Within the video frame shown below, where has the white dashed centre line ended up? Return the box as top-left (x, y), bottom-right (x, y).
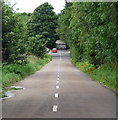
top-left (53, 105), bottom-right (58, 112)
top-left (56, 86), bottom-right (59, 89)
top-left (57, 74), bottom-right (59, 77)
top-left (55, 93), bottom-right (58, 98)
top-left (57, 78), bottom-right (59, 80)
top-left (60, 51), bottom-right (62, 61)
top-left (56, 81), bottom-right (59, 83)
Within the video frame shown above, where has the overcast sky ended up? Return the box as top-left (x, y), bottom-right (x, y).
top-left (6, 0), bottom-right (66, 14)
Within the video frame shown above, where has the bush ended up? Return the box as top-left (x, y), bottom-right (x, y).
top-left (2, 1), bottom-right (26, 63)
top-left (27, 2), bottom-right (58, 50)
top-left (91, 64), bottom-right (117, 90)
top-left (57, 2), bottom-right (117, 66)
top-left (2, 55), bottom-right (52, 88)
top-left (72, 60), bottom-right (117, 91)
top-left (27, 35), bottom-right (46, 58)
top-left (2, 72), bottom-right (21, 88)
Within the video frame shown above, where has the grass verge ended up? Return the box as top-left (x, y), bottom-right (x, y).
top-left (1, 54), bottom-right (52, 98)
top-left (71, 60), bottom-right (117, 92)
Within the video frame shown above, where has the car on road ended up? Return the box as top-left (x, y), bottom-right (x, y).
top-left (52, 48), bottom-right (57, 53)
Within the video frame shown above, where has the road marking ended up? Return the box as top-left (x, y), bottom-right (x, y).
top-left (53, 105), bottom-right (58, 112)
top-left (56, 81), bottom-right (59, 83)
top-left (60, 54), bottom-right (61, 61)
top-left (58, 67), bottom-right (60, 72)
top-left (56, 86), bottom-right (59, 89)
top-left (57, 74), bottom-right (59, 77)
top-left (58, 66), bottom-right (60, 72)
top-left (55, 93), bottom-right (58, 98)
top-left (59, 51), bottom-right (62, 61)
top-left (57, 78), bottom-right (59, 80)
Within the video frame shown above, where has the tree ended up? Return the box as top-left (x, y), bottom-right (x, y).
top-left (56, 2), bottom-right (72, 48)
top-left (15, 12), bottom-right (32, 24)
top-left (2, 1), bottom-right (26, 64)
top-left (57, 2), bottom-right (117, 66)
top-left (27, 2), bottom-right (58, 52)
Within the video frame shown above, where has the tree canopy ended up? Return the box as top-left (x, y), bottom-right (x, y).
top-left (27, 2), bottom-right (58, 52)
top-left (2, 1), bottom-right (58, 63)
top-left (57, 2), bottom-right (118, 67)
top-left (2, 2), bottom-right (26, 64)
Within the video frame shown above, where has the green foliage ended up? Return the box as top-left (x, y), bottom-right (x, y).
top-left (56, 3), bottom-right (72, 47)
top-left (2, 1), bottom-right (54, 97)
top-left (2, 55), bottom-right (52, 89)
top-left (2, 72), bottom-right (21, 88)
top-left (27, 35), bottom-right (46, 58)
top-left (91, 64), bottom-right (117, 91)
top-left (57, 2), bottom-right (117, 66)
top-left (27, 2), bottom-right (58, 50)
top-left (2, 1), bottom-right (58, 64)
top-left (2, 1), bottom-right (27, 64)
top-left (44, 54), bottom-right (52, 61)
top-left (2, 54), bottom-right (52, 98)
top-left (57, 2), bottom-right (117, 91)
top-left (72, 60), bottom-right (117, 91)
top-left (15, 12), bottom-right (32, 24)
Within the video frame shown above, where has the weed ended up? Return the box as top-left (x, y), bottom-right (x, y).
top-left (2, 54), bottom-right (52, 96)
top-left (72, 60), bottom-right (117, 91)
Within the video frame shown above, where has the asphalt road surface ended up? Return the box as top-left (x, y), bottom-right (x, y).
top-left (2, 50), bottom-right (116, 118)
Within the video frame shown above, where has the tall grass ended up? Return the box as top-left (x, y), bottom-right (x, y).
top-left (71, 60), bottom-right (117, 91)
top-left (2, 54), bottom-right (52, 89)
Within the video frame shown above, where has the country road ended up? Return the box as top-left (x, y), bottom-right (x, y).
top-left (2, 50), bottom-right (116, 118)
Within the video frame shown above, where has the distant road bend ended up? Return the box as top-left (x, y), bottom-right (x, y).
top-left (3, 50), bottom-right (116, 118)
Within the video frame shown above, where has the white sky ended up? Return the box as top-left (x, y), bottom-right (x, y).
top-left (6, 0), bottom-right (66, 14)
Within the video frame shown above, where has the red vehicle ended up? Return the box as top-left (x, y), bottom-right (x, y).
top-left (52, 48), bottom-right (57, 53)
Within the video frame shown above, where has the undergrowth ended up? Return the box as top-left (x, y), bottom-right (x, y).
top-left (2, 54), bottom-right (52, 97)
top-left (71, 60), bottom-right (117, 92)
